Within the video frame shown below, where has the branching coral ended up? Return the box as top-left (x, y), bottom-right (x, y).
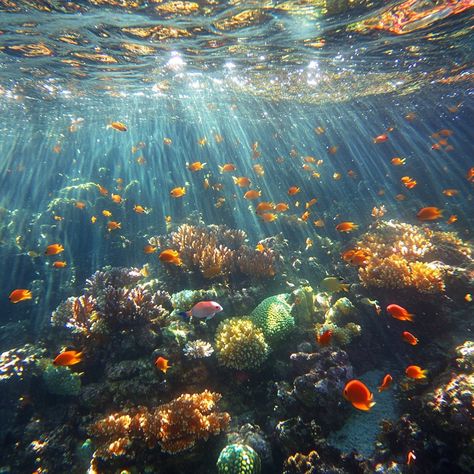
top-left (353, 220), bottom-right (472, 294)
top-left (152, 224), bottom-right (280, 283)
top-left (183, 340), bottom-right (214, 359)
top-left (215, 319), bottom-right (269, 370)
top-left (89, 390), bottom-right (230, 456)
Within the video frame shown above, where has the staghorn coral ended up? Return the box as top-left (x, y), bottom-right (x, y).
top-left (250, 294), bottom-right (295, 346)
top-left (183, 340), bottom-right (214, 359)
top-left (217, 443), bottom-right (261, 474)
top-left (215, 318), bottom-right (269, 370)
top-left (152, 224), bottom-right (280, 283)
top-left (354, 220), bottom-right (472, 294)
top-left (89, 390), bottom-right (230, 456)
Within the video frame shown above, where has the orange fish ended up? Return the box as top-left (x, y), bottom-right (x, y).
top-left (255, 243), bottom-right (265, 252)
top-left (111, 194), bottom-right (122, 204)
top-left (466, 167), bottom-right (474, 182)
top-left (395, 193), bottom-right (406, 201)
top-left (386, 304), bottom-right (414, 322)
top-left (391, 157), bottom-right (406, 166)
top-left (163, 137), bottom-right (172, 145)
top-left (53, 215), bottom-right (64, 221)
top-left (275, 203), bottom-right (289, 212)
top-left (253, 164), bottom-right (265, 176)
top-left (98, 185), bottom-right (108, 196)
top-left (102, 210), bottom-right (112, 217)
top-left (110, 121), bottom-right (127, 132)
top-left (401, 176), bottom-right (417, 189)
top-left (288, 186), bottom-right (300, 196)
top-left (244, 190), bottom-right (261, 200)
top-left (335, 222), bottom-right (359, 233)
top-left (233, 176), bottom-right (251, 188)
top-left (133, 205), bottom-right (146, 214)
top-left (317, 329), bottom-right (332, 346)
top-left (343, 379), bottom-right (376, 411)
top-left (312, 171), bottom-right (321, 179)
top-left (256, 202), bottom-right (274, 214)
top-left (442, 189), bottom-right (459, 197)
top-left (301, 211), bottom-right (310, 222)
top-left (373, 133), bottom-right (389, 143)
top-left (402, 331), bottom-right (418, 345)
top-left (53, 143), bottom-right (61, 153)
top-left (303, 156), bottom-right (316, 163)
top-left (170, 187), bottom-right (186, 198)
top-left (302, 164), bottom-right (313, 172)
top-left (405, 365), bottom-right (427, 379)
top-left (136, 156), bottom-right (146, 165)
top-left (407, 451), bottom-right (416, 465)
top-left (214, 133), bottom-right (223, 143)
top-left (447, 215), bottom-right (457, 225)
top-left (416, 207), bottom-right (443, 221)
top-left (219, 163), bottom-right (236, 173)
top-left (377, 374), bottom-right (393, 392)
top-left (187, 161), bottom-right (206, 172)
top-left (343, 249), bottom-right (370, 266)
top-left (159, 249), bottom-right (182, 266)
top-left (53, 350), bottom-right (83, 366)
top-left (107, 221), bottom-right (121, 231)
top-left (155, 356), bottom-right (170, 373)
top-left (464, 293), bottom-right (472, 302)
top-left (144, 245), bottom-right (157, 254)
top-left (260, 212), bottom-right (277, 222)
top-left (313, 219), bottom-right (325, 227)
top-left (405, 112), bottom-right (416, 121)
top-left (197, 137), bottom-right (207, 146)
top-left (52, 261), bottom-right (67, 268)
top-left (439, 129), bottom-right (453, 137)
top-left (131, 141), bottom-right (145, 153)
top-left (327, 145), bottom-right (338, 154)
top-left (333, 172), bottom-right (342, 181)
top-left (45, 244), bottom-right (64, 256)
top-left (75, 201), bottom-right (86, 209)
top-left (9, 289), bottom-right (32, 304)
top-left (314, 126), bottom-right (325, 135)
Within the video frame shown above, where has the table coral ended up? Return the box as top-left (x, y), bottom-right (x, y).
top-left (215, 318), bottom-right (269, 370)
top-left (89, 390), bottom-right (230, 456)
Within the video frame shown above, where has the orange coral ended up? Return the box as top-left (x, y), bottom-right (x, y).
top-left (89, 390), bottom-right (230, 456)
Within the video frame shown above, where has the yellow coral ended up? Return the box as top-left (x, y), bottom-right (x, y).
top-left (215, 318), bottom-right (269, 370)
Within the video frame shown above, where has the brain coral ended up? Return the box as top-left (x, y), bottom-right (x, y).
top-left (250, 294), bottom-right (295, 345)
top-left (215, 318), bottom-right (269, 370)
top-left (217, 443), bottom-right (261, 474)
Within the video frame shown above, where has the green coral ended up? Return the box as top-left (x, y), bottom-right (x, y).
top-left (325, 297), bottom-right (356, 326)
top-left (217, 443), bottom-right (261, 474)
top-left (289, 286), bottom-right (315, 327)
top-left (42, 364), bottom-right (81, 396)
top-left (250, 294), bottom-right (294, 345)
top-left (215, 319), bottom-right (269, 370)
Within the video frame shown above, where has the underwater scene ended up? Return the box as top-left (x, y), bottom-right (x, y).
top-left (0, 0), bottom-right (473, 473)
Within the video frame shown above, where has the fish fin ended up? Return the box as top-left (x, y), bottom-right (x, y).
top-left (420, 370), bottom-right (428, 378)
top-left (341, 284), bottom-right (351, 292)
top-left (407, 313), bottom-right (415, 321)
top-left (178, 311), bottom-right (190, 320)
top-left (352, 401), bottom-right (374, 411)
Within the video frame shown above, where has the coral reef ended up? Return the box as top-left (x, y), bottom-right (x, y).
top-left (89, 390), bottom-right (230, 457)
top-left (250, 294), bottom-right (295, 345)
top-left (42, 364), bottom-right (81, 396)
top-left (217, 443), bottom-right (261, 474)
top-left (152, 224), bottom-right (280, 284)
top-left (353, 220), bottom-right (472, 294)
top-left (183, 340), bottom-right (214, 359)
top-left (215, 318), bottom-right (269, 370)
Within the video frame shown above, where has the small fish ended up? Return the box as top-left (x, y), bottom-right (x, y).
top-left (136, 155), bottom-right (146, 165)
top-left (301, 211), bottom-right (310, 222)
top-left (233, 176), bottom-right (251, 188)
top-left (144, 245), bottom-right (157, 254)
top-left (133, 205), bottom-right (147, 214)
top-left (288, 186), bottom-right (300, 196)
top-left (442, 189), bottom-right (459, 197)
top-left (343, 379), bottom-right (376, 411)
top-left (371, 205), bottom-right (386, 218)
top-left (391, 157), bottom-right (406, 166)
top-left (306, 198), bottom-right (318, 209)
top-left (107, 221), bottom-right (121, 232)
top-left (373, 133), bottom-right (389, 143)
top-left (405, 365), bottom-right (427, 379)
top-left (335, 222), bottom-right (359, 233)
top-left (333, 172), bottom-right (342, 181)
top-left (111, 194), bottom-right (122, 204)
top-left (187, 161), bottom-right (206, 172)
top-left (447, 215), bottom-right (458, 225)
top-left (360, 297), bottom-right (382, 315)
top-left (417, 207), bottom-right (443, 221)
top-left (260, 212), bottom-right (278, 222)
top-left (165, 215), bottom-right (172, 224)
top-left (109, 121), bottom-right (127, 132)
top-left (401, 176), bottom-right (417, 189)
top-left (387, 304), bottom-right (414, 322)
top-left (464, 293), bottom-right (472, 302)
top-left (275, 203), bottom-right (289, 212)
top-left (131, 141), bottom-right (146, 153)
top-left (402, 331), bottom-right (418, 345)
top-left (313, 218), bottom-right (325, 227)
top-left (159, 249), bottom-right (182, 265)
top-left (45, 244), bottom-right (64, 256)
top-left (407, 451), bottom-right (416, 465)
top-left (53, 143), bottom-right (61, 153)
top-left (377, 374), bottom-right (393, 392)
top-left (256, 243), bottom-right (265, 252)
top-left (181, 301), bottom-right (223, 320)
top-left (327, 145), bottom-right (338, 154)
top-left (321, 277), bottom-right (350, 293)
top-left (27, 251), bottom-right (40, 258)
top-left (219, 163), bottom-right (236, 173)
top-left (97, 185), bottom-right (108, 196)
top-left (91, 216), bottom-right (97, 224)
top-left (102, 210), bottom-right (112, 217)
top-left (197, 137), bottom-right (207, 146)
top-left (155, 356), bottom-right (170, 373)
top-left (303, 156), bottom-right (316, 163)
top-left (214, 133), bottom-right (223, 143)
top-left (52, 261), bottom-right (67, 268)
top-left (9, 289), bottom-right (32, 304)
top-left (140, 264), bottom-right (150, 278)
top-left (163, 137), bottom-right (172, 145)
top-left (75, 201), bottom-right (86, 209)
top-left (244, 190), bottom-right (261, 200)
top-left (253, 164), bottom-right (265, 176)
top-left (255, 202), bottom-right (275, 214)
top-left (405, 112), bottom-right (416, 121)
top-left (305, 238), bottom-right (313, 250)
top-left (53, 215), bottom-right (64, 221)
top-left (395, 193), bottom-right (406, 201)
top-left (314, 126), bottom-right (325, 135)
top-left (316, 329), bottom-right (332, 346)
top-left (467, 167), bottom-right (474, 182)
top-left (170, 187), bottom-right (186, 198)
top-left (53, 350), bottom-right (83, 366)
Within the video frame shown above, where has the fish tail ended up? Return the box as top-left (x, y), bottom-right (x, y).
top-left (178, 311), bottom-right (191, 320)
top-left (407, 313), bottom-right (415, 321)
top-left (420, 370), bottom-right (428, 378)
top-left (341, 284), bottom-right (351, 292)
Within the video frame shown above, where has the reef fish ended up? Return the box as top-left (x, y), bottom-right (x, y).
top-left (416, 207), bottom-right (443, 221)
top-left (109, 121), bottom-right (127, 132)
top-left (316, 329), bottom-right (332, 346)
top-left (170, 187), bottom-right (186, 198)
top-left (335, 222), bottom-right (359, 233)
top-left (159, 249), bottom-right (182, 266)
top-left (9, 289), bottom-right (32, 303)
top-left (53, 350), bottom-right (83, 366)
top-left (377, 374), bottom-right (393, 392)
top-left (321, 277), bottom-right (350, 293)
top-left (343, 379), bottom-right (376, 411)
top-left (402, 331), bottom-right (418, 345)
top-left (405, 365), bottom-right (427, 379)
top-left (386, 304), bottom-right (414, 321)
top-left (182, 301), bottom-right (223, 320)
top-left (45, 244), bottom-right (64, 256)
top-left (155, 356), bottom-right (170, 373)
